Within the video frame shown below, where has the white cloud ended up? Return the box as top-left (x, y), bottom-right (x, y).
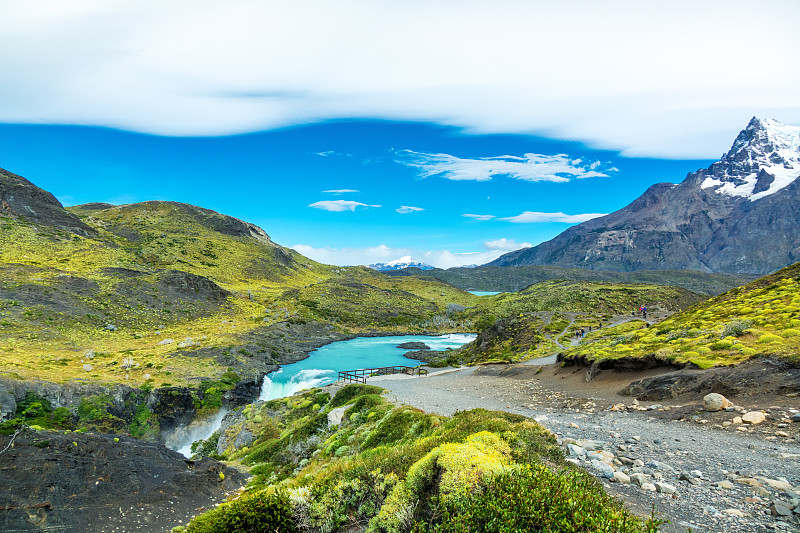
top-left (1, 1), bottom-right (798, 158)
top-left (322, 189), bottom-right (359, 195)
top-left (291, 243), bottom-right (507, 269)
top-left (484, 238), bottom-right (532, 251)
top-left (462, 214), bottom-right (495, 221)
top-left (501, 211), bottom-right (607, 224)
top-left (396, 205), bottom-right (424, 214)
top-left (394, 150), bottom-right (612, 182)
top-left (308, 200), bottom-right (379, 212)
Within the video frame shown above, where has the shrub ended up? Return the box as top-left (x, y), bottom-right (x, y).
top-left (721, 319), bottom-right (752, 337)
top-left (184, 489), bottom-right (296, 533)
top-left (782, 328), bottom-right (800, 338)
top-left (757, 334), bottom-right (783, 344)
top-left (329, 384), bottom-right (384, 408)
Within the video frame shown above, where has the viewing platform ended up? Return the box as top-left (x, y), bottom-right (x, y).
top-left (338, 365), bottom-right (428, 384)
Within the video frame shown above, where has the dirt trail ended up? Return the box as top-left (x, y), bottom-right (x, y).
top-left (374, 363), bottom-right (800, 533)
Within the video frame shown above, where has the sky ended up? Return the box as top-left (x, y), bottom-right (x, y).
top-left (1, 1), bottom-right (799, 268)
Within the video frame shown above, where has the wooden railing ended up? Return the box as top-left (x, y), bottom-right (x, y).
top-left (337, 366), bottom-right (428, 384)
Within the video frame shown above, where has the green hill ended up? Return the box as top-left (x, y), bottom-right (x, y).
top-left (387, 264), bottom-right (756, 296)
top-left (562, 261), bottom-right (800, 368)
top-left (0, 197), bottom-right (476, 387)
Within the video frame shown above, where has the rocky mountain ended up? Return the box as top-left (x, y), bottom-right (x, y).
top-left (490, 117), bottom-right (800, 275)
top-left (0, 166), bottom-right (96, 236)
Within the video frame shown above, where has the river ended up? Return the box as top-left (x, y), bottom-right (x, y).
top-left (170, 333), bottom-right (476, 456)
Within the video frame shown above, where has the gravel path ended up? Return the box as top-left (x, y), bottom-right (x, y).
top-left (373, 367), bottom-right (800, 532)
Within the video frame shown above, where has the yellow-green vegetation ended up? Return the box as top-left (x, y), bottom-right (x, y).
top-left (563, 262), bottom-right (800, 368)
top-left (0, 202), bottom-right (476, 386)
top-left (468, 280), bottom-right (704, 318)
top-left (178, 384), bottom-right (660, 533)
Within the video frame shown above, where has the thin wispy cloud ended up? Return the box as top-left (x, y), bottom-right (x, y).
top-left (323, 189), bottom-right (359, 195)
top-left (316, 151), bottom-right (351, 158)
top-left (462, 214), bottom-right (495, 221)
top-left (309, 200), bottom-right (380, 212)
top-left (1, 2), bottom-right (797, 158)
top-left (501, 211), bottom-right (607, 224)
top-left (396, 205), bottom-right (424, 214)
top-left (484, 238), bottom-right (532, 251)
top-left (394, 150), bottom-right (614, 182)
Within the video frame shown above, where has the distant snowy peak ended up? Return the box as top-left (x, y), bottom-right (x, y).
top-left (367, 256), bottom-right (435, 271)
top-left (701, 117), bottom-right (800, 201)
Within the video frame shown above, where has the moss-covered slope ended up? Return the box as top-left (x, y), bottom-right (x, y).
top-left (562, 261), bottom-right (800, 368)
top-left (178, 384), bottom-right (661, 533)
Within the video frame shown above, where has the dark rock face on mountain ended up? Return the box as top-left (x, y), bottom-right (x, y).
top-left (491, 117), bottom-right (800, 275)
top-left (0, 166), bottom-right (96, 236)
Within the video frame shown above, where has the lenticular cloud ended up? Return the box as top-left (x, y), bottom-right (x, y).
top-left (393, 150), bottom-right (615, 182)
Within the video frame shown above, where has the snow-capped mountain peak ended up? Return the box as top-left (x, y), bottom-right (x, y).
top-left (366, 256), bottom-right (435, 271)
top-left (701, 117), bottom-right (800, 201)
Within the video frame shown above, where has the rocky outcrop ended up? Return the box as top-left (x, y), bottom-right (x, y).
top-left (0, 429), bottom-right (246, 532)
top-left (0, 166), bottom-right (96, 236)
top-left (490, 117), bottom-right (800, 275)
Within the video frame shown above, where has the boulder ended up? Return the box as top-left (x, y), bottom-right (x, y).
top-left (742, 411), bottom-right (766, 424)
top-left (703, 393), bottom-right (732, 412)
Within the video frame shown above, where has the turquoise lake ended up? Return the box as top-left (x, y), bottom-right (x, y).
top-left (468, 291), bottom-right (501, 296)
top-left (259, 333), bottom-right (476, 400)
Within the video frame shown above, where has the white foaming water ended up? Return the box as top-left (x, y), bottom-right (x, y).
top-left (166, 334), bottom-right (475, 456)
top-left (259, 368), bottom-right (337, 401)
top-left (168, 407), bottom-right (229, 458)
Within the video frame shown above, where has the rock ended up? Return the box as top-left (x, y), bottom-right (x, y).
top-left (177, 337), bottom-right (196, 348)
top-left (716, 480), bottom-right (734, 490)
top-left (587, 450), bottom-right (614, 463)
top-left (702, 505), bottom-right (719, 515)
top-left (590, 459), bottom-right (615, 479)
top-left (742, 411), bottom-right (766, 424)
top-left (757, 477), bottom-right (794, 491)
top-left (575, 439), bottom-right (605, 451)
top-left (722, 509), bottom-right (746, 517)
top-left (703, 393), bottom-right (732, 411)
top-left (158, 338), bottom-right (175, 346)
top-left (105, 323), bottom-right (117, 331)
top-left (770, 502), bottom-right (793, 517)
top-left (732, 416), bottom-right (743, 425)
top-left (613, 471), bottom-right (631, 484)
top-left (567, 444), bottom-right (587, 458)
top-left (396, 342), bottom-right (430, 350)
top-left (690, 470), bottom-right (704, 479)
top-left (656, 482), bottom-right (677, 495)
top-left (82, 364), bottom-right (93, 371)
top-left (641, 482), bottom-right (657, 492)
top-left (83, 349), bottom-right (95, 359)
top-left (679, 472), bottom-right (701, 485)
top-left (327, 406), bottom-right (347, 427)
top-left (630, 473), bottom-right (648, 487)
top-left (735, 477), bottom-right (761, 487)
top-left (791, 413), bottom-right (800, 423)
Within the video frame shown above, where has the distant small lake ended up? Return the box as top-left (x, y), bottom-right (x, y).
top-left (259, 333), bottom-right (476, 400)
top-left (468, 291), bottom-right (501, 296)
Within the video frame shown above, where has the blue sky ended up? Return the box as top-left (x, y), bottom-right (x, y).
top-left (1, 1), bottom-right (798, 267)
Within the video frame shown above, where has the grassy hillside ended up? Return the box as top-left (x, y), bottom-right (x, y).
top-left (177, 384), bottom-right (660, 533)
top-left (440, 280), bottom-right (705, 365)
top-left (562, 262), bottom-right (800, 368)
top-left (0, 202), bottom-right (476, 387)
top-left (388, 264), bottom-right (756, 296)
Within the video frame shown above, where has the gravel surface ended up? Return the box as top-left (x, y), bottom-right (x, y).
top-left (373, 367), bottom-right (800, 532)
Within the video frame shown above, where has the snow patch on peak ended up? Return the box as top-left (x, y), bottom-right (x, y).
top-left (702, 117), bottom-right (800, 201)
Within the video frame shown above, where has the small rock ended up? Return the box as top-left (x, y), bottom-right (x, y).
top-left (775, 431), bottom-right (789, 437)
top-left (630, 473), bottom-right (648, 487)
top-left (791, 413), bottom-right (800, 423)
top-left (716, 480), bottom-right (734, 490)
top-left (590, 459), bottom-right (615, 479)
top-left (567, 444), bottom-right (587, 458)
top-left (690, 470), bottom-right (704, 479)
top-left (105, 323), bottom-right (117, 331)
top-left (758, 477), bottom-right (794, 492)
top-left (656, 482), bottom-right (677, 494)
top-left (679, 472), bottom-right (701, 485)
top-left (640, 482), bottom-right (657, 492)
top-left (722, 509), bottom-right (746, 517)
top-left (82, 364), bottom-right (93, 371)
top-left (83, 349), bottom-right (95, 359)
top-left (735, 477), bottom-right (761, 487)
top-left (770, 503), bottom-right (793, 517)
top-left (703, 393), bottom-right (732, 412)
top-left (613, 471), bottom-right (631, 484)
top-left (732, 416), bottom-right (743, 425)
top-left (158, 338), bottom-right (174, 346)
top-left (742, 411), bottom-right (767, 425)
top-left (702, 505), bottom-right (719, 515)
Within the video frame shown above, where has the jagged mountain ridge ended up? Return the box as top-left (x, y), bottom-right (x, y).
top-left (490, 117), bottom-right (800, 275)
top-left (367, 256), bottom-right (435, 271)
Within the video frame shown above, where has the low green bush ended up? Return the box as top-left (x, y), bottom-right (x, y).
top-left (184, 489), bottom-right (296, 533)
